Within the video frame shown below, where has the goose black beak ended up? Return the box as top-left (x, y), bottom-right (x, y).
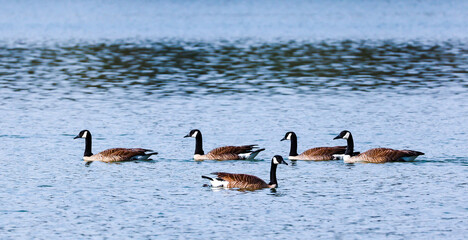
top-left (280, 137), bottom-right (286, 141)
top-left (282, 161), bottom-right (288, 165)
top-left (73, 135), bottom-right (80, 139)
top-left (333, 136), bottom-right (341, 140)
top-left (183, 134), bottom-right (190, 138)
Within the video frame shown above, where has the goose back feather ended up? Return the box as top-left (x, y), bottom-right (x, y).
top-left (293, 146), bottom-right (347, 160)
top-left (202, 145), bottom-right (262, 160)
top-left (84, 148), bottom-right (157, 162)
top-left (212, 172), bottom-right (269, 190)
top-left (347, 148), bottom-right (424, 163)
top-left (208, 145), bottom-right (257, 155)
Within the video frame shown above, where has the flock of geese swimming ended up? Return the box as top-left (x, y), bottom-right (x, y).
top-left (74, 129), bottom-right (424, 190)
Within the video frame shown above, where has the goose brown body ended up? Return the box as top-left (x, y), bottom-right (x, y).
top-left (84, 148), bottom-right (156, 162)
top-left (292, 146), bottom-right (347, 160)
top-left (213, 172), bottom-right (269, 190)
top-left (346, 148), bottom-right (424, 163)
top-left (200, 145), bottom-right (261, 160)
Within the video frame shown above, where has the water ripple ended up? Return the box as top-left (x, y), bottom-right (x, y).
top-left (1, 40), bottom-right (467, 98)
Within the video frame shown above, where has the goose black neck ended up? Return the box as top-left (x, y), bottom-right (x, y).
top-left (84, 133), bottom-right (93, 157)
top-left (194, 133), bottom-right (204, 155)
top-left (269, 161), bottom-right (278, 186)
top-left (345, 134), bottom-right (354, 155)
top-left (289, 134), bottom-right (298, 156)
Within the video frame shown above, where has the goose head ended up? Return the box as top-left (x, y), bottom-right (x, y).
top-left (74, 130), bottom-right (91, 139)
top-left (333, 130), bottom-right (351, 140)
top-left (184, 129), bottom-right (201, 138)
top-left (280, 131), bottom-right (296, 141)
top-left (272, 155), bottom-right (288, 165)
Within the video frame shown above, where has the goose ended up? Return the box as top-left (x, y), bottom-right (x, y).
top-left (184, 129), bottom-right (265, 160)
top-left (202, 155), bottom-right (288, 190)
top-left (281, 131), bottom-right (348, 160)
top-left (74, 130), bottom-right (158, 163)
top-left (333, 130), bottom-right (424, 163)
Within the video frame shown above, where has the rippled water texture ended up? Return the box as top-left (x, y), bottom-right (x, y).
top-left (1, 40), bottom-right (468, 97)
top-left (1, 1), bottom-right (468, 239)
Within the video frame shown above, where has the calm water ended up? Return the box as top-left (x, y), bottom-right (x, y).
top-left (1, 1), bottom-right (468, 239)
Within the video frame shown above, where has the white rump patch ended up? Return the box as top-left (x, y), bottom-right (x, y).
top-left (343, 155), bottom-right (364, 163)
top-left (83, 156), bottom-right (95, 161)
top-left (193, 154), bottom-right (207, 160)
top-left (288, 155), bottom-right (299, 160)
top-left (343, 132), bottom-right (350, 139)
top-left (210, 178), bottom-right (229, 188)
top-left (333, 154), bottom-right (345, 160)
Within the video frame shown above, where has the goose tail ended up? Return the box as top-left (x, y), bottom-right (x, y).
top-left (407, 150), bottom-right (424, 156)
top-left (202, 176), bottom-right (213, 181)
top-left (244, 148), bottom-right (266, 160)
top-left (146, 152), bottom-right (159, 156)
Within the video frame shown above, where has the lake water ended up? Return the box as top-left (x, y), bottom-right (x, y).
top-left (1, 1), bottom-right (468, 239)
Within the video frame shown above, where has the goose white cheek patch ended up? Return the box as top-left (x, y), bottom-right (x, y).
top-left (82, 131), bottom-right (88, 138)
top-left (191, 131), bottom-right (198, 137)
top-left (343, 132), bottom-right (350, 139)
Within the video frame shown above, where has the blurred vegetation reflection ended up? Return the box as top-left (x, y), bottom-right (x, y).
top-left (1, 40), bottom-right (467, 96)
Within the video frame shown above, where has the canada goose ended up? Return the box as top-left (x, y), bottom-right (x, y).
top-left (202, 155), bottom-right (288, 190)
top-left (281, 131), bottom-right (348, 160)
top-left (333, 130), bottom-right (424, 163)
top-left (74, 130), bottom-right (158, 163)
top-left (184, 129), bottom-right (265, 160)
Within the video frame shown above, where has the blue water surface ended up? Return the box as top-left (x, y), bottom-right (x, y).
top-left (0, 1), bottom-right (467, 239)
